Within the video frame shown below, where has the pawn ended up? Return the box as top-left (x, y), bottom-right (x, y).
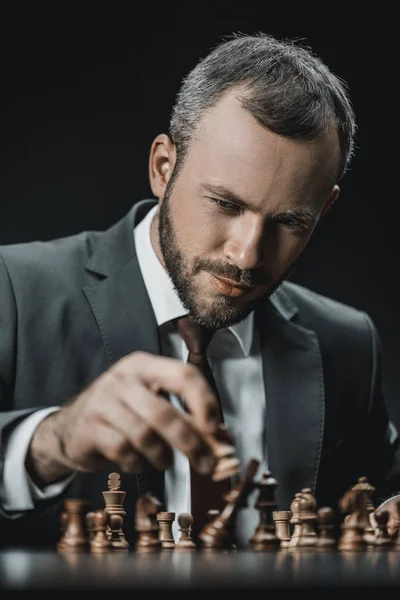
top-left (90, 510), bottom-right (111, 553)
top-left (109, 514), bottom-right (129, 551)
top-left (176, 513), bottom-right (196, 550)
top-left (316, 507), bottom-right (336, 550)
top-left (57, 498), bottom-right (89, 553)
top-left (371, 509), bottom-right (393, 550)
top-left (85, 511), bottom-right (96, 542)
top-left (57, 511), bottom-right (69, 550)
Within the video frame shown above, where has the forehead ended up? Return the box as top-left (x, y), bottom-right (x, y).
top-left (184, 92), bottom-right (340, 206)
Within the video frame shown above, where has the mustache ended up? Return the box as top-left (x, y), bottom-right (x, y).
top-left (194, 258), bottom-right (271, 288)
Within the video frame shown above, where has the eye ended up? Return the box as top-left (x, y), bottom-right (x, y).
top-left (273, 215), bottom-right (309, 233)
top-left (208, 197), bottom-right (241, 213)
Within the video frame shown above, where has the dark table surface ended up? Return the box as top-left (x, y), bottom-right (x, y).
top-left (2, 546), bottom-right (400, 591)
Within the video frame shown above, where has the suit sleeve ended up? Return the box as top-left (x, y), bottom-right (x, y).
top-left (0, 255), bottom-right (47, 518)
top-left (362, 312), bottom-right (400, 504)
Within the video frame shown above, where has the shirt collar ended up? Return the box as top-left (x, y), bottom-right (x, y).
top-left (134, 204), bottom-right (254, 357)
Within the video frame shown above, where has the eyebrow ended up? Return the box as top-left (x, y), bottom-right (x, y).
top-left (200, 182), bottom-right (320, 221)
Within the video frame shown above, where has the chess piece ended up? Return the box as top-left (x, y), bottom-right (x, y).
top-left (316, 507), bottom-right (336, 550)
top-left (135, 491), bottom-right (163, 552)
top-left (85, 511), bottom-right (96, 542)
top-left (57, 510), bottom-right (69, 550)
top-left (109, 514), bottom-right (130, 551)
top-left (175, 513), bottom-right (197, 550)
top-left (273, 510), bottom-right (291, 549)
top-left (102, 472), bottom-right (129, 549)
top-left (371, 509), bottom-right (393, 550)
top-left (391, 501), bottom-right (400, 551)
top-left (198, 458), bottom-right (260, 550)
top-left (337, 483), bottom-right (367, 551)
top-left (57, 498), bottom-right (89, 553)
top-left (351, 477), bottom-right (376, 547)
top-left (287, 493), bottom-right (303, 549)
top-left (249, 471), bottom-right (280, 551)
top-left (90, 509), bottom-right (112, 553)
top-left (157, 511), bottom-right (176, 550)
top-left (295, 488), bottom-right (318, 549)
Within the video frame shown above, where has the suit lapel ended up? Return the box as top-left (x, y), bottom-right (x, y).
top-left (83, 199), bottom-right (161, 365)
top-left (82, 199), bottom-right (164, 501)
top-left (257, 288), bottom-right (325, 511)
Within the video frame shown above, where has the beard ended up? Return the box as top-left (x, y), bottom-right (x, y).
top-left (158, 177), bottom-right (295, 329)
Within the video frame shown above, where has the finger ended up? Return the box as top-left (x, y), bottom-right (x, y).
top-left (121, 352), bottom-right (221, 433)
top-left (97, 398), bottom-right (174, 471)
top-left (92, 421), bottom-right (145, 473)
top-left (117, 382), bottom-right (217, 475)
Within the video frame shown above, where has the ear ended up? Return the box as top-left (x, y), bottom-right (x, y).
top-left (320, 184), bottom-right (340, 218)
top-left (149, 134), bottom-right (176, 199)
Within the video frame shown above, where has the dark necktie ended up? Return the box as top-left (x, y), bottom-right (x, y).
top-left (173, 316), bottom-right (231, 540)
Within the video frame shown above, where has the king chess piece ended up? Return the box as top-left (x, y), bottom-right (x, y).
top-left (102, 472), bottom-right (129, 550)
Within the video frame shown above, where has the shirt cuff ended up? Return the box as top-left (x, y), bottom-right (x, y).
top-left (1, 406), bottom-right (75, 512)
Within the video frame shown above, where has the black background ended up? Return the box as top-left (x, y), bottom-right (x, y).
top-left (1, 5), bottom-right (398, 424)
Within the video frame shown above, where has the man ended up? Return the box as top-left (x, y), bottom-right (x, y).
top-left (1, 32), bottom-right (399, 550)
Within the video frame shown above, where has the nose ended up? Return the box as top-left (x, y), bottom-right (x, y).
top-left (223, 215), bottom-right (265, 271)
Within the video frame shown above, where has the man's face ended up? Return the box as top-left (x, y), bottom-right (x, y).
top-left (154, 92), bottom-right (340, 329)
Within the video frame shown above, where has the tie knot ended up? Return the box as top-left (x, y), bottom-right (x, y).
top-left (173, 316), bottom-right (216, 356)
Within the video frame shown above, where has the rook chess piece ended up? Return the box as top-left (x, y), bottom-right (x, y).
top-left (157, 511), bottom-right (176, 550)
top-left (273, 510), bottom-right (292, 549)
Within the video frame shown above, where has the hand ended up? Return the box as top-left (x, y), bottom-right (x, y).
top-left (26, 351), bottom-right (223, 486)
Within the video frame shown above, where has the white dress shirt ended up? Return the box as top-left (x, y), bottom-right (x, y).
top-left (1, 203), bottom-right (268, 548)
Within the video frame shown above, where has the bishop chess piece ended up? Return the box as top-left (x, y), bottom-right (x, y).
top-left (175, 513), bottom-right (197, 550)
top-left (157, 511), bottom-right (176, 550)
top-left (249, 471), bottom-right (280, 551)
top-left (351, 477), bottom-right (376, 547)
top-left (57, 498), bottom-right (89, 553)
top-left (102, 472), bottom-right (129, 550)
top-left (295, 488), bottom-right (318, 550)
top-left (198, 458), bottom-right (260, 550)
top-left (287, 493), bottom-right (303, 549)
top-left (135, 491), bottom-right (163, 552)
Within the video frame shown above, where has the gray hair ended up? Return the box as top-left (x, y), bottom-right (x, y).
top-left (169, 32), bottom-right (356, 181)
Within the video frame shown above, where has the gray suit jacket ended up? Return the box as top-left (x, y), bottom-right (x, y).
top-left (1, 199), bottom-right (400, 547)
